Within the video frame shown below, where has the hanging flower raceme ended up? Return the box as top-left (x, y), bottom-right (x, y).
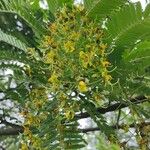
top-left (22, 4), bottom-right (113, 149)
top-left (40, 5), bottom-right (113, 115)
top-left (42, 5), bottom-right (112, 93)
top-left (20, 88), bottom-right (48, 150)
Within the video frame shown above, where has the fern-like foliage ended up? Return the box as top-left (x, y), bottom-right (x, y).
top-left (84, 0), bottom-right (128, 20)
top-left (0, 0), bottom-right (150, 150)
top-left (105, 2), bottom-right (150, 63)
top-left (123, 41), bottom-right (150, 68)
top-left (0, 0), bottom-right (47, 38)
top-left (39, 112), bottom-right (85, 149)
top-left (0, 29), bottom-right (27, 51)
top-left (121, 41), bottom-right (150, 94)
top-left (46, 0), bottom-right (74, 14)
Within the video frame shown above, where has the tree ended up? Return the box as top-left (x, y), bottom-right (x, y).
top-left (0, 0), bottom-right (150, 149)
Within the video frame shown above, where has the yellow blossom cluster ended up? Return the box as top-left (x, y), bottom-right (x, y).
top-left (40, 5), bottom-right (113, 109)
top-left (22, 5), bottom-right (113, 149)
top-left (44, 50), bottom-right (56, 64)
top-left (78, 81), bottom-right (88, 92)
top-left (20, 88), bottom-right (48, 150)
top-left (64, 41), bottom-right (75, 53)
top-left (21, 143), bottom-right (28, 150)
top-left (79, 50), bottom-right (95, 68)
top-left (56, 91), bottom-right (79, 120)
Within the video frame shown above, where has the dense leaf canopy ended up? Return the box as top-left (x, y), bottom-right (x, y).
top-left (0, 0), bottom-right (150, 150)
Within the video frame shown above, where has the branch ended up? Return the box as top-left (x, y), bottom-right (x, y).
top-left (80, 121), bottom-right (150, 133)
top-left (75, 95), bottom-right (149, 119)
top-left (0, 96), bottom-right (149, 136)
top-left (0, 97), bottom-right (10, 101)
top-left (0, 146), bottom-right (5, 150)
top-left (0, 127), bottom-right (23, 136)
top-left (1, 121), bottom-right (150, 136)
top-left (0, 116), bottom-right (23, 136)
top-left (0, 119), bottom-right (22, 129)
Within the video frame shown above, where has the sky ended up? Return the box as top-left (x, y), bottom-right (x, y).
top-left (132, 0), bottom-right (147, 8)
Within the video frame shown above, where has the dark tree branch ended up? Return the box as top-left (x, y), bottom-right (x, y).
top-left (0, 95), bottom-right (149, 136)
top-left (0, 97), bottom-right (10, 101)
top-left (1, 121), bottom-right (150, 136)
top-left (75, 95), bottom-right (149, 119)
top-left (0, 146), bottom-right (6, 150)
top-left (80, 122), bottom-right (150, 133)
top-left (0, 127), bottom-right (23, 136)
top-left (0, 117), bottom-right (23, 136)
top-left (0, 119), bottom-right (22, 129)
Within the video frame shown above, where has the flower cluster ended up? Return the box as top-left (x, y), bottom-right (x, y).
top-left (20, 88), bottom-right (48, 150)
top-left (42, 5), bottom-right (112, 100)
top-left (21, 4), bottom-right (113, 149)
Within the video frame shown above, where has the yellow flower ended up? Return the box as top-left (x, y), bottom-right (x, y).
top-left (49, 23), bottom-right (57, 32)
top-left (26, 115), bottom-right (34, 125)
top-left (105, 74), bottom-right (112, 81)
top-left (94, 94), bottom-right (102, 102)
top-left (100, 43), bottom-right (107, 56)
top-left (70, 31), bottom-right (80, 40)
top-left (35, 100), bottom-right (43, 109)
top-left (44, 51), bottom-right (55, 64)
top-left (59, 92), bottom-right (68, 100)
top-left (62, 25), bottom-right (69, 32)
top-left (21, 143), bottom-right (28, 150)
top-left (79, 51), bottom-right (94, 68)
top-left (64, 41), bottom-right (75, 52)
top-left (65, 110), bottom-right (75, 120)
top-left (20, 110), bottom-right (28, 117)
top-left (93, 93), bottom-right (104, 106)
top-left (102, 71), bottom-right (112, 83)
top-left (24, 127), bottom-right (31, 136)
top-left (100, 43), bottom-right (107, 50)
top-left (48, 72), bottom-right (60, 91)
top-left (23, 65), bottom-right (32, 77)
top-left (31, 136), bottom-right (41, 148)
top-left (101, 60), bottom-right (111, 67)
top-left (43, 36), bottom-right (54, 48)
top-left (27, 48), bottom-right (36, 58)
top-left (79, 51), bottom-right (88, 68)
top-left (48, 72), bottom-right (59, 84)
top-left (78, 81), bottom-right (88, 92)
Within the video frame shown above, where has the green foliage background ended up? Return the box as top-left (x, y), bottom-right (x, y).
top-left (0, 0), bottom-right (150, 149)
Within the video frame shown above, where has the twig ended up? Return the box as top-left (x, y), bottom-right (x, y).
top-left (80, 122), bottom-right (150, 133)
top-left (75, 95), bottom-right (148, 119)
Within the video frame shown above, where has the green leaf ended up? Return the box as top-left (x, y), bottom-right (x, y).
top-left (84, 0), bottom-right (128, 20)
top-left (65, 144), bottom-right (85, 149)
top-left (122, 41), bottom-right (150, 76)
top-left (0, 0), bottom-right (47, 37)
top-left (106, 2), bottom-right (150, 63)
top-left (123, 41), bottom-right (150, 64)
top-left (46, 0), bottom-right (73, 14)
top-left (144, 3), bottom-right (150, 17)
top-left (106, 2), bottom-right (143, 46)
top-left (0, 29), bottom-right (27, 51)
top-left (114, 41), bottom-right (150, 95)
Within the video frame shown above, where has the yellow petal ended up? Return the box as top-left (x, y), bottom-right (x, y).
top-left (65, 110), bottom-right (75, 120)
top-left (21, 143), bottom-right (28, 150)
top-left (78, 81), bottom-right (88, 92)
top-left (101, 61), bottom-right (111, 67)
top-left (48, 72), bottom-right (58, 83)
